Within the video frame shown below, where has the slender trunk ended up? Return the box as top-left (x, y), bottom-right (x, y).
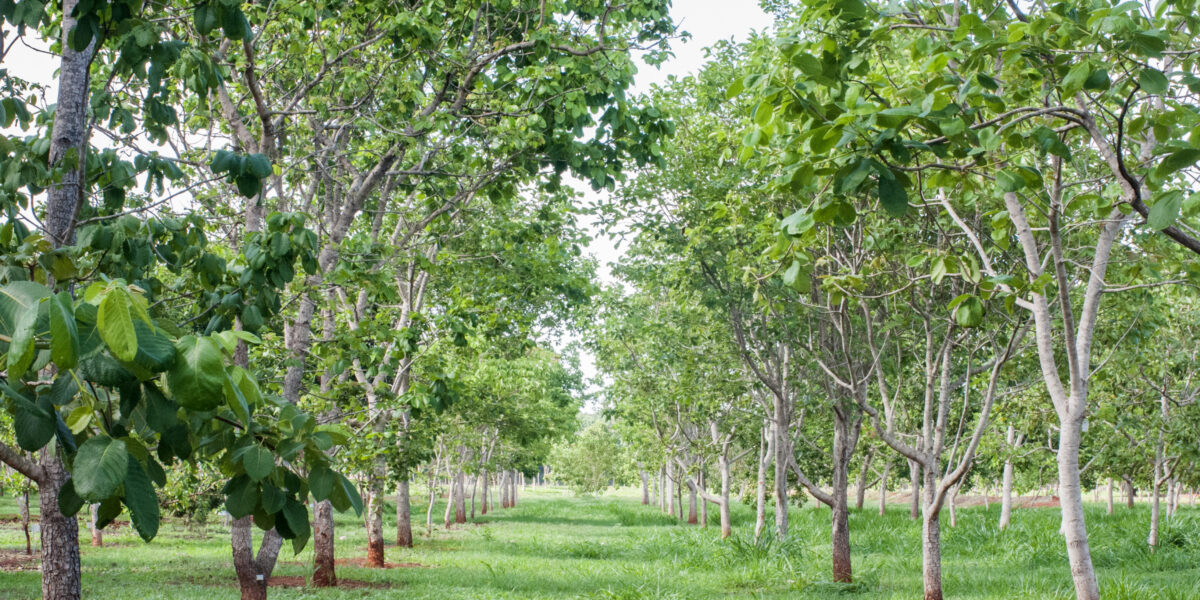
top-left (640, 471), bottom-right (650, 505)
top-left (909, 459), bottom-right (921, 520)
top-left (367, 483), bottom-right (385, 567)
top-left (719, 454), bottom-right (732, 539)
top-left (774, 409), bottom-right (789, 538)
top-left (1058, 422), bottom-right (1100, 600)
top-left (513, 470), bottom-right (519, 506)
top-left (312, 500), bottom-right (336, 586)
top-left (948, 484), bottom-right (958, 528)
top-left (855, 446), bottom-right (874, 511)
top-left (1105, 479), bottom-right (1113, 515)
top-left (425, 471), bottom-right (437, 536)
top-left (455, 471), bottom-right (467, 524)
top-left (89, 504), bottom-right (102, 547)
top-left (471, 474), bottom-right (479, 520)
top-left (1148, 475), bottom-right (1160, 550)
top-left (19, 491), bottom-right (31, 555)
top-left (687, 478), bottom-right (698, 525)
top-left (878, 461), bottom-right (890, 516)
top-left (1000, 425), bottom-right (1016, 530)
top-left (1168, 480), bottom-right (1179, 519)
top-left (755, 423), bottom-right (769, 539)
top-left (443, 477), bottom-right (455, 527)
top-left (481, 470), bottom-right (489, 515)
top-left (921, 506), bottom-right (943, 600)
top-left (40, 455), bottom-right (81, 600)
top-left (396, 481), bottom-right (413, 548)
top-left (698, 469), bottom-right (708, 528)
top-left (1124, 477), bottom-right (1135, 509)
top-left (830, 417), bottom-right (853, 584)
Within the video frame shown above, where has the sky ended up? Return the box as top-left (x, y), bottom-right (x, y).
top-left (568, 1), bottom-right (774, 403)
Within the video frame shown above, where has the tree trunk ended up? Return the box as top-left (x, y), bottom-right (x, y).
top-left (1058, 422), bottom-right (1100, 600)
top-left (755, 424), bottom-right (769, 539)
top-left (687, 478), bottom-right (698, 524)
top-left (455, 471), bottom-right (467, 524)
top-left (640, 471), bottom-right (650, 505)
top-left (1000, 425), bottom-right (1016, 530)
top-left (1105, 479), bottom-right (1113, 515)
top-left (698, 469), bottom-right (708, 528)
top-left (367, 482), bottom-right (386, 567)
top-left (312, 500), bottom-right (336, 587)
top-left (774, 411), bottom-right (790, 538)
top-left (878, 460), bottom-right (889, 516)
top-left (40, 455), bottom-right (81, 600)
top-left (948, 484), bottom-right (959, 528)
top-left (921, 506), bottom-right (943, 600)
top-left (89, 504), bottom-right (102, 547)
top-left (1124, 477), bottom-right (1135, 509)
top-left (443, 477), bottom-right (455, 526)
top-left (855, 446), bottom-right (874, 511)
top-left (830, 418), bottom-right (853, 584)
top-left (396, 481), bottom-right (413, 547)
top-left (425, 472), bottom-right (437, 535)
top-left (1148, 475), bottom-right (1160, 550)
top-left (232, 516), bottom-right (281, 600)
top-left (471, 474), bottom-right (479, 520)
top-left (909, 459), bottom-right (921, 520)
top-left (719, 454), bottom-right (732, 539)
top-left (480, 470), bottom-right (489, 515)
top-left (19, 491), bottom-right (31, 555)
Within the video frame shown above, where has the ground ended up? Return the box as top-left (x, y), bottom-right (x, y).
top-left (1, 488), bottom-right (1198, 599)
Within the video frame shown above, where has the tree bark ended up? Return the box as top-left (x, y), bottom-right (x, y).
top-left (19, 491), bottom-right (31, 555)
top-left (1105, 479), bottom-right (1113, 515)
top-left (1058, 423), bottom-right (1100, 600)
top-left (1124, 477), bottom-right (1135, 509)
top-left (755, 422), bottom-right (770, 538)
top-left (698, 469), bottom-right (708, 528)
top-left (830, 417), bottom-right (853, 584)
top-left (312, 500), bottom-right (336, 586)
top-left (640, 470), bottom-right (650, 505)
top-left (455, 471), bottom-right (467, 524)
top-left (687, 479), bottom-right (698, 524)
top-left (89, 504), bottom-right (102, 547)
top-left (909, 459), bottom-right (921, 520)
top-left (719, 454), bottom-right (732, 539)
top-left (396, 481), bottom-right (413, 547)
top-left (443, 477), bottom-right (455, 526)
top-left (40, 454), bottom-right (81, 600)
top-left (1000, 426), bottom-right (1016, 530)
top-left (855, 446), bottom-right (874, 511)
top-left (878, 460), bottom-right (889, 516)
top-left (921, 507), bottom-right (943, 600)
top-left (773, 405), bottom-right (790, 538)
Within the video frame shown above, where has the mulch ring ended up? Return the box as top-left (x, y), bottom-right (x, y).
top-left (0, 552), bottom-right (38, 572)
top-left (335, 557), bottom-right (429, 569)
top-left (269, 575), bottom-right (394, 589)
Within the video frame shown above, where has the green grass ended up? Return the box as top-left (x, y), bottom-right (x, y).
top-left (1, 488), bottom-right (1198, 599)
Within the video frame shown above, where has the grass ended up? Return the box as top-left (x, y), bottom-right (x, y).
top-left (1, 488), bottom-right (1198, 599)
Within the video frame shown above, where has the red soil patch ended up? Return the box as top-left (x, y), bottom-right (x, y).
top-left (335, 557), bottom-right (429, 569)
top-left (268, 575), bottom-right (394, 589)
top-left (0, 552), bottom-right (38, 572)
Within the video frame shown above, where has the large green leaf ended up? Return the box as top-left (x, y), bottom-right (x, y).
top-left (58, 479), bottom-right (85, 517)
top-left (167, 335), bottom-right (225, 411)
top-left (282, 498), bottom-right (311, 552)
top-left (5, 385), bottom-right (55, 451)
top-left (1154, 149), bottom-right (1200, 180)
top-left (0, 281), bottom-right (51, 345)
top-left (877, 175), bottom-right (908, 217)
top-left (7, 300), bottom-right (37, 379)
top-left (73, 435), bottom-right (129, 501)
top-left (48, 292), bottom-right (79, 369)
top-left (308, 465), bottom-right (335, 502)
top-left (122, 455), bottom-right (160, 541)
top-left (98, 288), bottom-right (138, 362)
top-left (129, 321), bottom-right (176, 373)
top-left (224, 474), bottom-right (258, 519)
top-left (241, 445), bottom-right (274, 482)
top-left (1148, 190), bottom-right (1184, 231)
top-left (143, 383), bottom-right (179, 433)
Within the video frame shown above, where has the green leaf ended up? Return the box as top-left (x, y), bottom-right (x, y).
top-left (780, 210), bottom-right (814, 236)
top-left (58, 479), bottom-right (84, 517)
top-left (1154, 149), bottom-right (1200, 180)
top-left (167, 336), bottom-right (226, 411)
top-left (309, 465), bottom-right (335, 502)
top-left (995, 170), bottom-right (1025, 193)
top-left (224, 474), bottom-right (258, 519)
top-left (143, 383), bottom-right (178, 433)
top-left (122, 455), bottom-right (160, 541)
top-left (241, 445), bottom-right (274, 482)
top-left (72, 435), bottom-right (129, 502)
top-left (235, 173), bottom-right (261, 198)
top-left (1139, 67), bottom-right (1168, 95)
top-left (98, 289), bottom-right (138, 362)
top-left (194, 3), bottom-right (219, 36)
top-left (1062, 61), bottom-right (1091, 94)
top-left (7, 301), bottom-right (36, 379)
top-left (244, 154), bottom-right (272, 178)
top-left (953, 295), bottom-right (985, 328)
top-left (878, 176), bottom-right (908, 217)
top-left (282, 498), bottom-right (311, 551)
top-left (1148, 190), bottom-right (1184, 230)
top-left (49, 292), bottom-right (78, 369)
top-left (260, 482), bottom-right (286, 514)
top-left (7, 387), bottom-right (55, 451)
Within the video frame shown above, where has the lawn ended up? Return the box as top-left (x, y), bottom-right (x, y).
top-left (1, 488), bottom-right (1198, 599)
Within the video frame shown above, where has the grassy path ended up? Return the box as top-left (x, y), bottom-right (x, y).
top-left (1, 488), bottom-right (1198, 598)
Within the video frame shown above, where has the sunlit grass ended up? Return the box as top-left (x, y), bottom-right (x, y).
top-left (0, 488), bottom-right (1197, 599)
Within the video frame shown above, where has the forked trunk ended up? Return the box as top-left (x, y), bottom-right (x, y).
top-left (313, 500), bottom-right (336, 586)
top-left (232, 516), bottom-right (282, 600)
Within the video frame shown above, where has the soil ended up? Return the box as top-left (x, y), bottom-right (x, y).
top-left (335, 557), bottom-right (429, 569)
top-left (0, 552), bottom-right (38, 572)
top-left (268, 575), bottom-right (395, 589)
